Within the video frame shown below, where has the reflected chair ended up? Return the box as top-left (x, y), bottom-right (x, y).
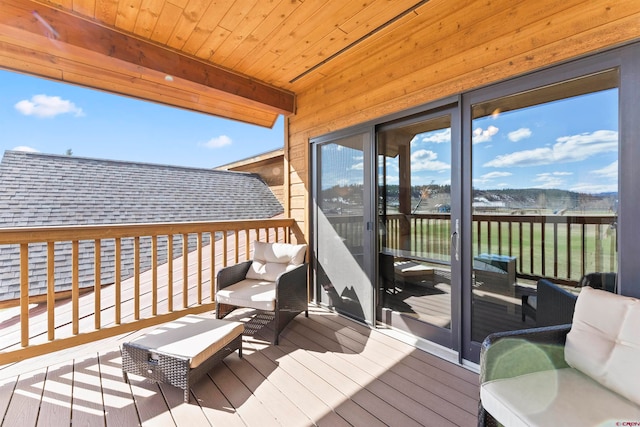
top-left (215, 241), bottom-right (308, 345)
top-left (521, 279), bottom-right (578, 326)
top-left (379, 252), bottom-right (398, 297)
top-left (578, 271), bottom-right (617, 292)
top-left (521, 273), bottom-right (617, 326)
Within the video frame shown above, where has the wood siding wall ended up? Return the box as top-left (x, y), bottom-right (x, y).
top-left (285, 0), bottom-right (640, 239)
top-left (218, 156), bottom-right (285, 206)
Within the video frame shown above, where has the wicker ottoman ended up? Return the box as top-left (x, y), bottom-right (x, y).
top-left (121, 314), bottom-right (244, 403)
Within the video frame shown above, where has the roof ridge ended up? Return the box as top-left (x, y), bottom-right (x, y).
top-left (2, 150), bottom-right (249, 175)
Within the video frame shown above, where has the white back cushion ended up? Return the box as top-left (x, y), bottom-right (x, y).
top-left (565, 286), bottom-right (640, 405)
top-left (245, 241), bottom-right (307, 282)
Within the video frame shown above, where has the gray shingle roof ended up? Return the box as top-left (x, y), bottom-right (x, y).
top-left (0, 150), bottom-right (284, 301)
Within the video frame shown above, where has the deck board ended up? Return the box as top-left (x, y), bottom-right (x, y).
top-left (99, 352), bottom-right (140, 427)
top-left (0, 376), bottom-right (16, 422)
top-left (4, 369), bottom-right (45, 426)
top-left (224, 355), bottom-right (314, 426)
top-left (71, 354), bottom-right (107, 426)
top-left (129, 379), bottom-right (173, 426)
top-left (36, 362), bottom-right (73, 427)
top-left (0, 307), bottom-right (479, 426)
top-left (190, 374), bottom-right (246, 427)
top-left (207, 360), bottom-right (281, 427)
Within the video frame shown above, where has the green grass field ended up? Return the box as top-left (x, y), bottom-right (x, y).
top-left (388, 216), bottom-right (617, 282)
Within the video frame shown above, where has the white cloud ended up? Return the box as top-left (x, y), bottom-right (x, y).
top-left (14, 94), bottom-right (84, 118)
top-left (385, 158), bottom-right (399, 171)
top-left (202, 135), bottom-right (232, 148)
top-left (472, 125), bottom-right (499, 144)
top-left (592, 160), bottom-right (618, 180)
top-left (410, 149), bottom-right (450, 172)
top-left (481, 171), bottom-right (512, 180)
top-left (533, 172), bottom-right (573, 189)
top-left (474, 171), bottom-right (512, 186)
top-left (508, 128), bottom-right (532, 142)
top-left (12, 146), bottom-right (39, 152)
top-left (570, 183), bottom-right (618, 194)
top-left (412, 175), bottom-right (450, 186)
top-left (419, 129), bottom-right (451, 144)
top-left (350, 162), bottom-right (363, 170)
top-left (483, 130), bottom-right (617, 168)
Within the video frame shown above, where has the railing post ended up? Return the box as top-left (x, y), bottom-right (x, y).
top-left (47, 242), bottom-right (55, 341)
top-left (134, 236), bottom-right (140, 320)
top-left (245, 229), bottom-right (251, 259)
top-left (95, 239), bottom-right (101, 330)
top-left (234, 230), bottom-right (239, 264)
top-left (566, 223), bottom-right (572, 280)
top-left (197, 233), bottom-right (203, 305)
top-left (210, 231), bottom-right (216, 302)
top-left (553, 223), bottom-right (559, 278)
top-left (223, 233), bottom-right (228, 268)
top-left (115, 238), bottom-right (122, 324)
top-left (595, 223), bottom-right (602, 272)
top-left (152, 235), bottom-right (158, 316)
top-left (167, 234), bottom-right (174, 311)
top-left (20, 243), bottom-right (29, 347)
top-left (72, 240), bottom-right (79, 335)
top-left (182, 233), bottom-right (188, 309)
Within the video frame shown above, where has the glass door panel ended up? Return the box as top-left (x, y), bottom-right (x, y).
top-left (314, 132), bottom-right (374, 324)
top-left (470, 70), bottom-right (619, 345)
top-left (377, 112), bottom-right (457, 348)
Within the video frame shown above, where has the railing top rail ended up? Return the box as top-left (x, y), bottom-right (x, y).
top-left (383, 213), bottom-right (615, 224)
top-left (0, 217), bottom-right (295, 244)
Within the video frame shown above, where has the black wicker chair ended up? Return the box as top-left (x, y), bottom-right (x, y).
top-left (215, 242), bottom-right (308, 345)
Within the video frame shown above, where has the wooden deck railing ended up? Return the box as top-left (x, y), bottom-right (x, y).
top-left (382, 213), bottom-right (617, 283)
top-left (0, 218), bottom-right (296, 365)
top-left (314, 213), bottom-right (616, 283)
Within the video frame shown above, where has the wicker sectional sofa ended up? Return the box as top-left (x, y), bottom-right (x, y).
top-left (479, 286), bottom-right (640, 426)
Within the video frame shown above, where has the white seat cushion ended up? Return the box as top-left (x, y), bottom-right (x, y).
top-left (481, 367), bottom-right (640, 427)
top-left (127, 315), bottom-right (244, 368)
top-left (216, 278), bottom-right (276, 311)
top-left (245, 241), bottom-right (306, 281)
top-left (565, 286), bottom-right (640, 405)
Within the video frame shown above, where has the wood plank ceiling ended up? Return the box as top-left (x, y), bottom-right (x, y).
top-left (0, 0), bottom-right (427, 127)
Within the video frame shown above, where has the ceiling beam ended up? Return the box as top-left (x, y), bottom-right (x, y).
top-left (0, 0), bottom-right (295, 116)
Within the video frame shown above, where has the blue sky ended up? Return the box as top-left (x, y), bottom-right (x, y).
top-left (0, 70), bottom-right (284, 168)
top-left (470, 89), bottom-right (618, 194)
top-left (404, 88), bottom-right (618, 194)
top-left (2, 69), bottom-right (618, 195)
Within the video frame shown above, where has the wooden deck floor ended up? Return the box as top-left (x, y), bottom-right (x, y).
top-left (0, 306), bottom-right (479, 426)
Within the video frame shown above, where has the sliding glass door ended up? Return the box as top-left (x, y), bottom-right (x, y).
top-left (311, 44), bottom-right (635, 364)
top-left (377, 108), bottom-right (460, 350)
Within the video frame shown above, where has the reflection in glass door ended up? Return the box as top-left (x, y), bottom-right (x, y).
top-left (469, 70), bottom-right (619, 354)
top-left (377, 111), bottom-right (458, 349)
top-left (313, 131), bottom-right (375, 324)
